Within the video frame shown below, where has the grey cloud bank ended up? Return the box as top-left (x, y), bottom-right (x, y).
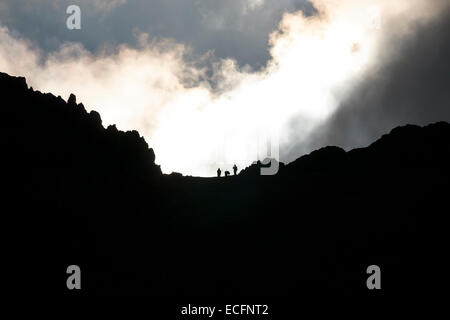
top-left (0, 0), bottom-right (314, 68)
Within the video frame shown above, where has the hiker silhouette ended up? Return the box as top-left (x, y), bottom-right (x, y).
top-left (217, 168), bottom-right (221, 177)
top-left (233, 164), bottom-right (238, 175)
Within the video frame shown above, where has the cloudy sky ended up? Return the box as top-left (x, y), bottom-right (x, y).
top-left (1, 0), bottom-right (449, 176)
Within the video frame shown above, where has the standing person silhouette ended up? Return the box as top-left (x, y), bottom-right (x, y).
top-left (217, 168), bottom-right (222, 177)
top-left (233, 164), bottom-right (238, 176)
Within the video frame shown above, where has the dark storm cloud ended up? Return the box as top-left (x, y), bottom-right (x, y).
top-left (0, 0), bottom-right (315, 68)
top-left (283, 6), bottom-right (450, 162)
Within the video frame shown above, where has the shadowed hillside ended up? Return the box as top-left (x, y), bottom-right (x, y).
top-left (1, 72), bottom-right (449, 304)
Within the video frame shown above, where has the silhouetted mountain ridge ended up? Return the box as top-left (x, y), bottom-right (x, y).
top-left (1, 71), bottom-right (449, 302)
top-left (1, 72), bottom-right (161, 180)
top-left (285, 122), bottom-right (450, 174)
top-left (2, 71), bottom-right (449, 179)
top-left (239, 122), bottom-right (450, 176)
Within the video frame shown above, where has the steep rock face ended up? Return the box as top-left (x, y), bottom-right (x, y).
top-left (1, 72), bottom-right (161, 179)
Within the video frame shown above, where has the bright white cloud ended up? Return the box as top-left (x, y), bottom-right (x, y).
top-left (0, 0), bottom-right (448, 176)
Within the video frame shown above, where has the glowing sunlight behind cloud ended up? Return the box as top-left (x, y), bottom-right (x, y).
top-left (0, 0), bottom-right (447, 176)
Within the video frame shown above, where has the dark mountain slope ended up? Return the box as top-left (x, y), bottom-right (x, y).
top-left (1, 72), bottom-right (163, 295)
top-left (1, 72), bottom-right (161, 179)
top-left (1, 71), bottom-right (449, 303)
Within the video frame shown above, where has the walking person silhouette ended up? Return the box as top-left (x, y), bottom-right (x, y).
top-left (217, 168), bottom-right (222, 177)
top-left (233, 164), bottom-right (238, 176)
